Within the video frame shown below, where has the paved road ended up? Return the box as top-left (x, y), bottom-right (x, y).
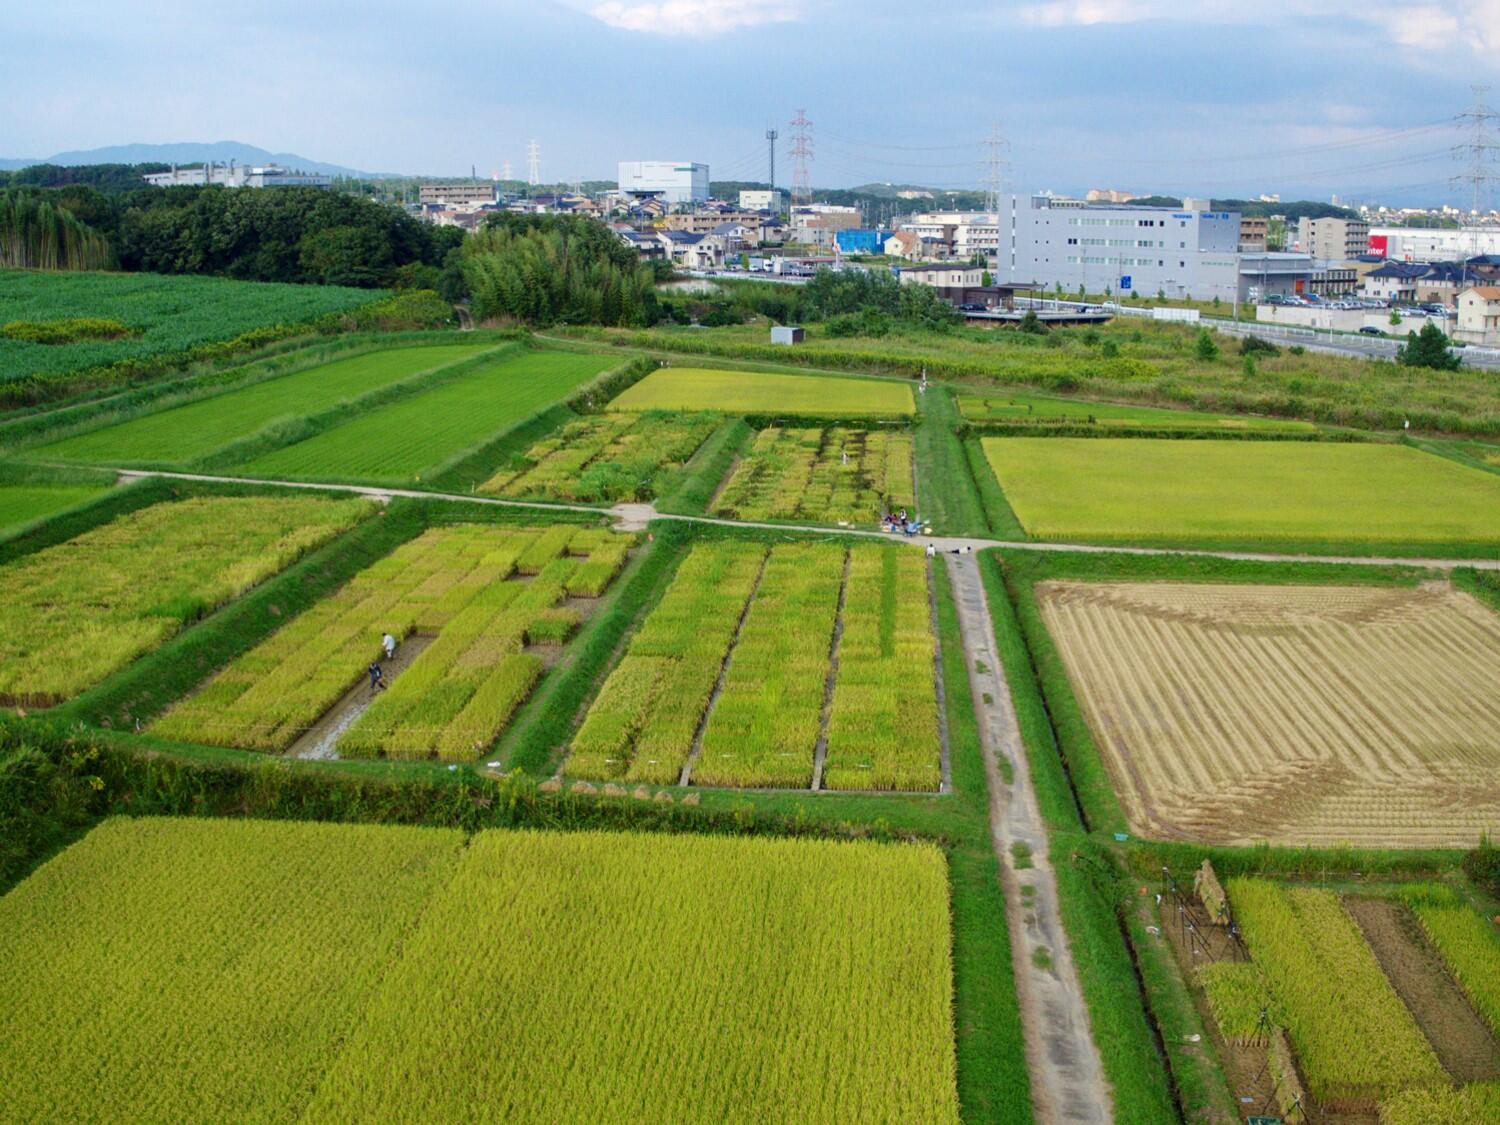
top-left (948, 552), bottom-right (1111, 1123)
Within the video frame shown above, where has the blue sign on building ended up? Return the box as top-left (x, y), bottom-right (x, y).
top-left (1119, 275), bottom-right (1132, 290)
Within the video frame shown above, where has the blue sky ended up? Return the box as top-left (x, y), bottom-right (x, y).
top-left (2, 0), bottom-right (1497, 205)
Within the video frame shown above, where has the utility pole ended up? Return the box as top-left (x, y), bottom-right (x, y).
top-left (766, 126), bottom-right (779, 197)
top-left (527, 140), bottom-right (541, 187)
top-left (790, 109), bottom-right (813, 209)
top-left (1453, 86), bottom-right (1499, 289)
top-left (502, 161), bottom-right (512, 182)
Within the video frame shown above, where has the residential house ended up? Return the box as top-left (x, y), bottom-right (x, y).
top-left (1359, 261), bottom-right (1425, 304)
top-left (1455, 286), bottom-right (1500, 346)
top-left (883, 231), bottom-right (919, 259)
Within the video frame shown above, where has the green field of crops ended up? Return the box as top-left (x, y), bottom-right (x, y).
top-left (0, 481), bottom-right (109, 532)
top-left (0, 818), bottom-right (959, 1123)
top-left (26, 343), bottom-right (492, 465)
top-left (0, 269), bottom-right (381, 385)
top-left (957, 391), bottom-right (1314, 431)
top-left (231, 350), bottom-right (615, 482)
top-left (0, 495), bottom-right (369, 704)
top-left (982, 437), bottom-right (1500, 545)
top-left (611, 366), bottom-right (915, 417)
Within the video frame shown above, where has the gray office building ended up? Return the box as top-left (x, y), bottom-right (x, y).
top-left (994, 195), bottom-right (1297, 302)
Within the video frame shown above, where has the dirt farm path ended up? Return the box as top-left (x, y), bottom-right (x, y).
top-left (946, 551), bottom-right (1112, 1123)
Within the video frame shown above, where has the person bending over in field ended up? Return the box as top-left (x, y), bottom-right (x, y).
top-left (368, 661), bottom-right (386, 693)
top-left (382, 632), bottom-right (397, 660)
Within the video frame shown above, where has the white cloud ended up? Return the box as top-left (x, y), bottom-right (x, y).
top-left (1017, 0), bottom-right (1172, 27)
top-left (587, 0), bottom-right (799, 35)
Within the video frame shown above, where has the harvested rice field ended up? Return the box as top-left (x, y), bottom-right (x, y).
top-left (479, 410), bottom-right (720, 502)
top-left (983, 437), bottom-right (1500, 547)
top-left (610, 366), bottom-right (915, 418)
top-left (567, 539), bottom-right (942, 791)
top-left (1, 818), bottom-right (960, 1125)
top-left (712, 426), bottom-right (915, 525)
top-left (1036, 580), bottom-right (1500, 846)
top-left (153, 523), bottom-right (631, 760)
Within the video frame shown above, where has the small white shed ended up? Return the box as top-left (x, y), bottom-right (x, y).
top-left (770, 325), bottom-right (805, 345)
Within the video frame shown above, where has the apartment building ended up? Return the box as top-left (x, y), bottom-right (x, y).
top-left (1297, 216), bottom-right (1369, 261)
top-left (418, 182), bottom-right (496, 206)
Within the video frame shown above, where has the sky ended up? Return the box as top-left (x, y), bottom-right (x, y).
top-left (2, 0), bottom-right (1498, 207)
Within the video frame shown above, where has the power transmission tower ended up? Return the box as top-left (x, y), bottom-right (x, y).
top-left (1453, 86), bottom-right (1499, 283)
top-left (766, 127), bottom-right (779, 195)
top-left (527, 140), bottom-right (541, 187)
top-left (502, 161), bottom-right (512, 182)
top-left (789, 110), bottom-right (813, 208)
top-left (983, 123), bottom-right (1010, 214)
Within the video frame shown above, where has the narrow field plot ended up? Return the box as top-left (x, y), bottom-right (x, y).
top-left (983, 437), bottom-right (1500, 545)
top-left (302, 829), bottom-right (960, 1125)
top-left (154, 523), bottom-right (628, 759)
top-left (692, 543), bottom-right (842, 788)
top-left (611, 365), bottom-right (915, 418)
top-left (0, 481), bottom-right (108, 532)
top-left (0, 495), bottom-right (369, 705)
top-left (567, 539), bottom-right (766, 784)
top-left (1411, 898), bottom-right (1500, 1039)
top-left (713, 425), bottom-right (915, 525)
top-left (28, 344), bottom-right (491, 464)
top-left (823, 547), bottom-right (942, 791)
top-left (1037, 580), bottom-right (1500, 846)
top-left (231, 350), bottom-right (616, 482)
top-left (958, 392), bottom-right (1312, 430)
top-left (480, 410), bottom-right (719, 502)
top-left (1228, 879), bottom-right (1447, 1106)
top-left (567, 539), bottom-right (942, 790)
top-left (0, 816), bottom-right (465, 1124)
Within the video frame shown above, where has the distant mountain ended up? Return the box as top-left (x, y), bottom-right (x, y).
top-left (0, 141), bottom-right (397, 178)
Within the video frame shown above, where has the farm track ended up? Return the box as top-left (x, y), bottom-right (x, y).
top-left (946, 551), bottom-right (1111, 1124)
top-left (106, 470), bottom-right (1500, 571)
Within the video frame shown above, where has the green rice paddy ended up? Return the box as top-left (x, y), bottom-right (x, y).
top-left (0, 482), bottom-right (108, 532)
top-left (232, 350), bottom-right (616, 482)
top-left (26, 344), bottom-right (493, 465)
top-left (982, 437), bottom-right (1500, 546)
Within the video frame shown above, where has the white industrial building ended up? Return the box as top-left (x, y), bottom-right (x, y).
top-left (617, 161), bottom-right (709, 205)
top-left (1369, 225), bottom-right (1500, 262)
top-left (738, 189), bottom-right (785, 212)
top-left (142, 162), bottom-right (331, 189)
top-left (992, 194), bottom-right (1311, 302)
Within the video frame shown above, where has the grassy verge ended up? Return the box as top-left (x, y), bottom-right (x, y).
top-left (914, 385), bottom-right (988, 537)
top-left (656, 417), bottom-right (752, 515)
top-left (965, 437), bottom-right (1026, 540)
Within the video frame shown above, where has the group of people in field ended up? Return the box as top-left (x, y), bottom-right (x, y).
top-left (883, 508), bottom-right (923, 536)
top-left (367, 632), bottom-right (397, 692)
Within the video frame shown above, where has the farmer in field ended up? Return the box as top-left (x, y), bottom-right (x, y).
top-left (382, 632), bottom-right (397, 660)
top-left (368, 661), bottom-right (386, 693)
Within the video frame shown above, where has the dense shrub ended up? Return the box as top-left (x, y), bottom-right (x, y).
top-left (1, 317), bottom-right (134, 344)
